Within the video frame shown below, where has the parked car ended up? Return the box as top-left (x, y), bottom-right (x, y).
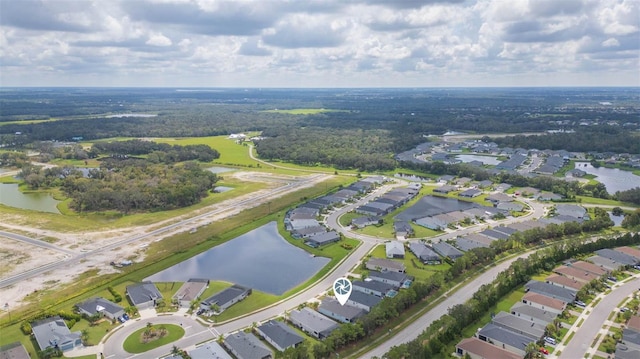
top-left (122, 314), bottom-right (129, 320)
top-left (118, 316), bottom-right (126, 323)
top-left (544, 337), bottom-right (557, 345)
top-left (539, 347), bottom-right (549, 355)
top-left (607, 276), bottom-right (618, 282)
top-left (575, 300), bottom-right (586, 307)
top-left (621, 307), bottom-right (629, 313)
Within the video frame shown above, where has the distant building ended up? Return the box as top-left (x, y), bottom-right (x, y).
top-left (126, 282), bottom-right (163, 310)
top-left (200, 285), bottom-right (251, 313)
top-left (189, 341), bottom-right (233, 359)
top-left (385, 241), bottom-right (405, 259)
top-left (75, 297), bottom-right (124, 321)
top-left (318, 298), bottom-right (366, 323)
top-left (289, 307), bottom-right (339, 339)
top-left (366, 257), bottom-right (405, 273)
top-left (224, 332), bottom-right (272, 359)
top-left (173, 279), bottom-right (209, 308)
top-left (408, 242), bottom-right (441, 264)
top-left (256, 320), bottom-right (304, 352)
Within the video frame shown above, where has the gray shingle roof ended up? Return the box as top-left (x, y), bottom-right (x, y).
top-left (432, 241), bottom-right (464, 259)
top-left (318, 298), bottom-right (366, 322)
top-left (224, 332), bottom-right (272, 359)
top-left (352, 280), bottom-right (395, 295)
top-left (368, 270), bottom-right (408, 283)
top-left (202, 285), bottom-right (250, 308)
top-left (477, 323), bottom-right (534, 350)
top-left (189, 341), bottom-right (233, 359)
top-left (348, 290), bottom-right (383, 308)
top-left (76, 297), bottom-right (123, 317)
top-left (257, 320), bottom-right (303, 350)
top-left (510, 302), bottom-right (558, 324)
top-left (492, 311), bottom-right (546, 340)
top-left (289, 307), bottom-right (339, 338)
top-left (595, 249), bottom-right (638, 266)
top-left (126, 282), bottom-right (162, 306)
top-left (525, 280), bottom-right (576, 303)
top-left (31, 316), bottom-right (81, 352)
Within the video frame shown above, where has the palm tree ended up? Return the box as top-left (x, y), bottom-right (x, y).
top-left (524, 342), bottom-right (539, 359)
top-left (81, 329), bottom-right (89, 345)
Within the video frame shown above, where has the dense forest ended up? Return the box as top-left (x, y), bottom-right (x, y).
top-left (489, 126), bottom-right (640, 154)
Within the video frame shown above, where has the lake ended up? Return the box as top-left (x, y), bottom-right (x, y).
top-left (146, 221), bottom-right (330, 295)
top-left (456, 154), bottom-right (502, 165)
top-left (575, 162), bottom-right (640, 194)
top-left (0, 183), bottom-right (61, 214)
top-left (207, 166), bottom-right (236, 174)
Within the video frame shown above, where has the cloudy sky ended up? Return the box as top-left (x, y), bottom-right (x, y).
top-left (1, 0), bottom-right (638, 87)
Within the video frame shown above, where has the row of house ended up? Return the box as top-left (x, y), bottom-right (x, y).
top-left (535, 155), bottom-right (567, 175)
top-left (285, 177), bottom-right (386, 247)
top-left (414, 205), bottom-right (505, 231)
top-left (355, 186), bottom-right (420, 217)
top-left (456, 245), bottom-right (640, 359)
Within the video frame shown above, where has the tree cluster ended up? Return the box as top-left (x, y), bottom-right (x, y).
top-left (92, 139), bottom-right (220, 163)
top-left (615, 187), bottom-right (640, 205)
top-left (622, 209), bottom-right (640, 229)
top-left (490, 126), bottom-right (640, 154)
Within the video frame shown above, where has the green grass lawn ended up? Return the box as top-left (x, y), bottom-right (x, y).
top-left (364, 244), bottom-right (450, 282)
top-left (123, 324), bottom-right (184, 353)
top-left (575, 196), bottom-right (638, 208)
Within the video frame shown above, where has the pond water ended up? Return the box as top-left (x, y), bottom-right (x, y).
top-left (213, 186), bottom-right (233, 193)
top-left (456, 154), bottom-right (502, 165)
top-left (575, 162), bottom-right (640, 194)
top-left (146, 221), bottom-right (329, 295)
top-left (0, 183), bottom-right (61, 214)
top-left (608, 212), bottom-right (624, 227)
top-left (207, 166), bottom-right (236, 174)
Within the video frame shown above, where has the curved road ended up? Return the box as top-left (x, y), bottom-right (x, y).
top-left (558, 276), bottom-right (640, 359)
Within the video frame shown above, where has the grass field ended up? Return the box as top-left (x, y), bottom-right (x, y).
top-left (363, 244), bottom-right (450, 282)
top-left (262, 108), bottom-right (349, 115)
top-left (123, 324), bottom-right (184, 353)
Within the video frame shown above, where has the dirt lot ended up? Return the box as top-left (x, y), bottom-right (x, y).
top-left (0, 171), bottom-right (330, 310)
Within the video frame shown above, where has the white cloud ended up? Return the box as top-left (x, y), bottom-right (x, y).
top-left (146, 33), bottom-right (172, 46)
top-left (0, 0), bottom-right (637, 87)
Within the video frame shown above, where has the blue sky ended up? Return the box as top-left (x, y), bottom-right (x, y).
top-left (0, 0), bottom-right (638, 87)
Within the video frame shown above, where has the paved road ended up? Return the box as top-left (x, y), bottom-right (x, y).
top-left (0, 230), bottom-right (76, 255)
top-left (100, 182), bottom-right (394, 358)
top-left (557, 276), bottom-right (640, 359)
top-left (0, 174), bottom-right (327, 289)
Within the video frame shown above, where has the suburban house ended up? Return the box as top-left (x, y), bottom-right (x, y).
top-left (477, 180), bottom-right (493, 188)
top-left (291, 225), bottom-right (327, 239)
top-left (521, 292), bottom-right (566, 314)
top-left (414, 216), bottom-right (448, 231)
top-left (595, 248), bottom-right (638, 266)
top-left (289, 307), bottom-right (339, 339)
top-left (355, 205), bottom-right (386, 217)
top-left (486, 193), bottom-right (514, 205)
top-left (223, 331), bottom-right (272, 359)
top-left (616, 246), bottom-right (640, 261)
top-left (173, 279), bottom-right (209, 308)
top-left (351, 216), bottom-right (381, 229)
top-left (189, 341), bottom-right (233, 359)
top-left (524, 280), bottom-right (576, 303)
top-left (75, 297), bottom-right (124, 321)
top-left (497, 202), bottom-right (524, 212)
top-left (476, 323), bottom-right (533, 357)
top-left (546, 274), bottom-right (585, 291)
top-left (459, 189), bottom-right (482, 198)
top-left (588, 255), bottom-right (624, 271)
top-left (553, 266), bottom-right (601, 283)
top-left (352, 280), bottom-right (395, 298)
top-left (318, 298), bottom-right (366, 323)
top-left (31, 317), bottom-right (82, 352)
top-left (491, 311), bottom-right (546, 340)
top-left (537, 192), bottom-right (563, 201)
top-left (567, 260), bottom-right (608, 276)
top-left (510, 303), bottom-right (558, 327)
top-left (434, 185), bottom-right (457, 194)
top-left (126, 282), bottom-right (163, 310)
top-left (255, 320), bottom-right (304, 352)
top-left (347, 291), bottom-right (383, 312)
top-left (0, 342), bottom-right (30, 359)
top-left (409, 242), bottom-right (441, 264)
top-left (385, 241), bottom-right (405, 259)
top-left (455, 237), bottom-right (488, 251)
top-left (305, 231), bottom-right (340, 247)
top-left (479, 229), bottom-right (509, 240)
top-left (456, 337), bottom-right (521, 359)
top-left (438, 175), bottom-right (455, 184)
top-left (366, 257), bottom-right (405, 273)
top-left (555, 204), bottom-right (587, 219)
top-left (432, 241), bottom-right (464, 261)
top-left (393, 221), bottom-right (413, 239)
top-left (200, 285), bottom-right (251, 313)
top-left (367, 270), bottom-right (410, 288)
